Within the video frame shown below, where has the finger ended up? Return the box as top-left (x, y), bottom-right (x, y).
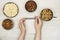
top-left (22, 18), bottom-right (26, 22)
top-left (20, 18), bottom-right (26, 27)
top-left (19, 18), bottom-right (26, 27)
top-left (37, 17), bottom-right (39, 24)
top-left (36, 16), bottom-right (42, 25)
top-left (19, 20), bottom-right (22, 29)
top-left (37, 16), bottom-right (41, 23)
top-left (19, 18), bottom-right (26, 23)
top-left (36, 16), bottom-right (40, 24)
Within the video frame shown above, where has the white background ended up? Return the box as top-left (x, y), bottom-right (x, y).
top-left (0, 0), bottom-right (60, 40)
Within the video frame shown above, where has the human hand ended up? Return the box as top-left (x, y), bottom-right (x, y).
top-left (19, 18), bottom-right (26, 33)
top-left (35, 16), bottom-right (43, 32)
top-left (19, 18), bottom-right (26, 40)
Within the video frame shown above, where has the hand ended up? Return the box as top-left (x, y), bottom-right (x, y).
top-left (19, 18), bottom-right (26, 33)
top-left (35, 16), bottom-right (43, 31)
top-left (19, 18), bottom-right (26, 40)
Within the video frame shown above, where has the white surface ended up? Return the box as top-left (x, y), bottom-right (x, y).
top-left (0, 0), bottom-right (60, 40)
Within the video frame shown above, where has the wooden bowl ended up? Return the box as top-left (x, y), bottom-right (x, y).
top-left (25, 1), bottom-right (37, 12)
top-left (40, 8), bottom-right (53, 21)
top-left (2, 19), bottom-right (14, 30)
top-left (3, 2), bottom-right (19, 18)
